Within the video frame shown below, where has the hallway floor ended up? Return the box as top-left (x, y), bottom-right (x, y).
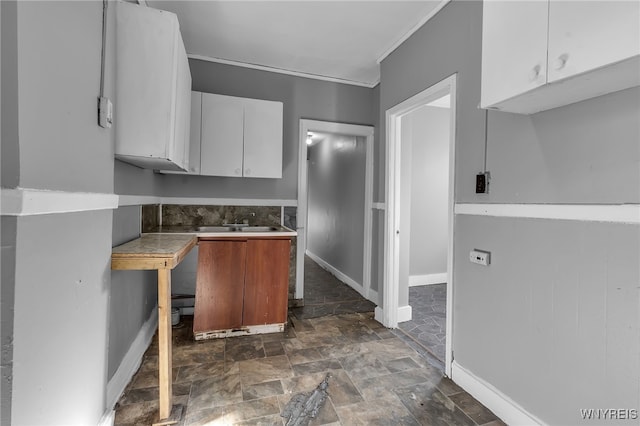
top-left (398, 284), bottom-right (447, 363)
top-left (114, 262), bottom-right (502, 425)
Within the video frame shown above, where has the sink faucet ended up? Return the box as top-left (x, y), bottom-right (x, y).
top-left (234, 212), bottom-right (255, 225)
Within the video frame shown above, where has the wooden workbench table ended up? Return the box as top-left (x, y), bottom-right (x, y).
top-left (112, 234), bottom-right (197, 425)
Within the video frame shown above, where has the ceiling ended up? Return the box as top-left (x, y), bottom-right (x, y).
top-left (146, 1), bottom-right (448, 87)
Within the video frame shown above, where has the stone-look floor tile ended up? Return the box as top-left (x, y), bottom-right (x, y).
top-left (117, 382), bottom-right (191, 406)
top-left (334, 394), bottom-right (420, 426)
top-left (353, 369), bottom-right (435, 401)
top-left (225, 335), bottom-right (266, 362)
top-left (434, 376), bottom-right (464, 396)
top-left (288, 347), bottom-right (326, 365)
top-left (130, 367), bottom-right (179, 389)
top-left (291, 359), bottom-right (342, 376)
top-left (338, 352), bottom-right (389, 381)
top-left (289, 315), bottom-right (316, 332)
top-left (235, 413), bottom-right (285, 425)
top-left (223, 396), bottom-right (281, 424)
top-left (264, 340), bottom-right (286, 357)
top-left (114, 400), bottom-right (159, 425)
top-left (239, 355), bottom-right (294, 386)
top-left (177, 361), bottom-right (226, 383)
top-left (115, 395), bottom-right (189, 426)
top-left (316, 342), bottom-right (370, 360)
top-left (361, 338), bottom-right (426, 363)
top-left (480, 419), bottom-right (508, 426)
top-left (172, 341), bottom-right (225, 367)
top-left (184, 405), bottom-right (225, 426)
top-left (243, 380), bottom-right (284, 401)
top-left (188, 373), bottom-right (242, 410)
top-left (385, 357), bottom-right (421, 373)
top-left (449, 391), bottom-right (499, 425)
top-left (394, 382), bottom-right (475, 426)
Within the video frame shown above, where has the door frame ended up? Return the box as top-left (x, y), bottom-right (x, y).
top-left (296, 119), bottom-right (375, 303)
top-left (381, 74), bottom-right (457, 376)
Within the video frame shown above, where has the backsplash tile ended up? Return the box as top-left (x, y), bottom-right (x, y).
top-left (141, 204), bottom-right (160, 232)
top-left (161, 205), bottom-right (281, 227)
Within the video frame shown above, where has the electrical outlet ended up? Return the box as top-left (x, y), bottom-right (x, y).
top-left (476, 172), bottom-right (490, 194)
top-left (470, 249), bottom-right (491, 266)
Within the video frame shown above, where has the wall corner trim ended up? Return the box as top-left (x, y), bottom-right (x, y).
top-left (451, 361), bottom-right (546, 426)
top-left (372, 202), bottom-right (386, 210)
top-left (455, 203), bottom-right (640, 224)
top-left (0, 188), bottom-right (119, 216)
top-left (397, 305), bottom-right (412, 323)
top-left (117, 195), bottom-right (298, 207)
top-left (106, 307), bottom-right (158, 411)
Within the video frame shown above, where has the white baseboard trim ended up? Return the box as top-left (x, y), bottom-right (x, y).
top-left (409, 273), bottom-right (447, 287)
top-left (455, 203), bottom-right (640, 224)
top-left (106, 307), bottom-right (158, 411)
top-left (451, 361), bottom-right (545, 426)
top-left (98, 409), bottom-right (115, 426)
top-left (1, 188), bottom-right (119, 216)
top-left (367, 288), bottom-right (380, 306)
top-left (305, 250), bottom-right (377, 304)
top-left (397, 305), bottom-right (412, 323)
top-left (374, 306), bottom-right (385, 324)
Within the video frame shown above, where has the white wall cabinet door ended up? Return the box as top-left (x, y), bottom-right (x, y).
top-left (114, 1), bottom-right (191, 171)
top-left (200, 93), bottom-right (245, 177)
top-left (480, 0), bottom-right (549, 108)
top-left (547, 1), bottom-right (640, 83)
top-left (243, 98), bottom-right (283, 178)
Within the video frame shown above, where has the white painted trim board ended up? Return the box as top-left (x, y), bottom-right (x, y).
top-left (188, 54), bottom-right (376, 88)
top-left (106, 307), bottom-right (158, 411)
top-left (455, 203), bottom-right (640, 224)
top-left (408, 273), bottom-right (447, 287)
top-left (1, 188), bottom-right (118, 216)
top-left (397, 305), bottom-right (412, 323)
top-left (452, 361), bottom-right (545, 426)
top-left (118, 195), bottom-right (297, 207)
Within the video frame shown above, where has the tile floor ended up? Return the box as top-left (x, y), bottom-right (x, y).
top-left (114, 260), bottom-right (501, 425)
top-left (397, 284), bottom-right (447, 363)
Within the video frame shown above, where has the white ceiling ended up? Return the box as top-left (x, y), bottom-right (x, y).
top-left (146, 1), bottom-right (448, 87)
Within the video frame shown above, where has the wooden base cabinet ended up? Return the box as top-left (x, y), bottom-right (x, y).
top-left (194, 238), bottom-right (291, 339)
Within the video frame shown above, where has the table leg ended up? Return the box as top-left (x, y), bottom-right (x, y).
top-left (157, 268), bottom-right (173, 420)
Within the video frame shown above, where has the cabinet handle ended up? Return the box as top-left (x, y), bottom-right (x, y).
top-left (235, 168), bottom-right (241, 175)
top-left (245, 168), bottom-right (251, 176)
top-left (553, 54), bottom-right (569, 71)
top-left (528, 64), bottom-right (542, 82)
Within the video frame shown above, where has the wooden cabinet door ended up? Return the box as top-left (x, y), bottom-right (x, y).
top-left (242, 98), bottom-right (283, 178)
top-left (480, 0), bottom-right (549, 108)
top-left (194, 240), bottom-right (247, 333)
top-left (200, 93), bottom-right (244, 177)
top-left (243, 239), bottom-right (291, 326)
top-left (547, 1), bottom-right (640, 83)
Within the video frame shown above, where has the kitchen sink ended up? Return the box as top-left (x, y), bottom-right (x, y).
top-left (196, 225), bottom-right (280, 232)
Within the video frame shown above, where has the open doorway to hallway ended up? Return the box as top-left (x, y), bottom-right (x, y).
top-left (381, 74), bottom-right (457, 376)
top-left (397, 94), bottom-right (452, 365)
top-left (294, 121), bottom-right (376, 318)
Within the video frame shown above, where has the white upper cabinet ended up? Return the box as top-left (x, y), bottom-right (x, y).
top-left (547, 1), bottom-right (640, 83)
top-left (481, 0), bottom-right (640, 114)
top-left (162, 91), bottom-right (203, 175)
top-left (200, 93), bottom-right (283, 179)
top-left (114, 1), bottom-right (192, 171)
top-left (480, 1), bottom-right (549, 108)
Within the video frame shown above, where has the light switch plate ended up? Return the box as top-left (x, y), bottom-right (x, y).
top-left (470, 249), bottom-right (491, 266)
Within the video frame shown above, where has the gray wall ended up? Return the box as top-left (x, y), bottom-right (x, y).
top-left (408, 106), bottom-right (450, 278)
top-left (3, 2), bottom-right (118, 424)
top-left (307, 134), bottom-right (366, 285)
top-left (1, 217), bottom-right (17, 425)
top-left (109, 206), bottom-right (157, 380)
top-left (380, 1), bottom-right (640, 424)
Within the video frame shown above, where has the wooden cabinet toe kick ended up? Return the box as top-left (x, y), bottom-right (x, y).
top-left (194, 323), bottom-right (285, 340)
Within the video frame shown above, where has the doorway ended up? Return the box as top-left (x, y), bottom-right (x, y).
top-left (296, 120), bottom-right (375, 309)
top-left (381, 74), bottom-right (457, 376)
